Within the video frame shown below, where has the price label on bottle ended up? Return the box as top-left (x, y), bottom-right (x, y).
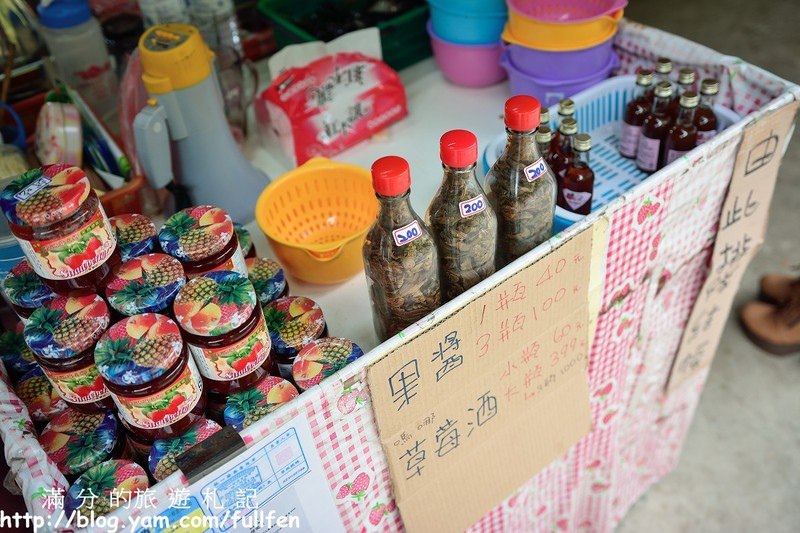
top-left (524, 158), bottom-right (548, 183)
top-left (393, 220), bottom-right (423, 247)
top-left (459, 194), bottom-right (487, 218)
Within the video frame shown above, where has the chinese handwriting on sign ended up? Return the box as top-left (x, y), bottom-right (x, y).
top-left (389, 360), bottom-right (420, 411)
top-left (431, 331), bottom-right (463, 382)
top-left (720, 190), bottom-right (759, 231)
top-left (466, 392), bottom-right (498, 437)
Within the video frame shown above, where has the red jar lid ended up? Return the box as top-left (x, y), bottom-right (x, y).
top-left (94, 314), bottom-right (184, 387)
top-left (223, 376), bottom-right (298, 431)
top-left (105, 254), bottom-right (186, 316)
top-left (24, 293), bottom-right (110, 360)
top-left (0, 165), bottom-right (91, 227)
top-left (40, 409), bottom-right (119, 477)
top-left (2, 259), bottom-right (56, 310)
top-left (159, 206), bottom-right (234, 262)
top-left (505, 95), bottom-right (541, 131)
top-left (264, 296), bottom-right (326, 356)
top-left (440, 130), bottom-right (478, 168)
top-left (371, 156), bottom-right (411, 197)
top-left (292, 337), bottom-right (364, 391)
top-left (173, 271), bottom-right (257, 337)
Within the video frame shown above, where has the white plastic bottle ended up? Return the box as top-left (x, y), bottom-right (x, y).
top-left (37, 0), bottom-right (119, 120)
top-left (138, 0), bottom-right (191, 28)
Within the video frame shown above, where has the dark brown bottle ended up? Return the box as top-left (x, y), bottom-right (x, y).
top-left (548, 117), bottom-right (578, 182)
top-left (619, 69), bottom-right (654, 158)
top-left (636, 81), bottom-right (673, 172)
top-left (536, 126), bottom-right (553, 159)
top-left (695, 78), bottom-right (720, 144)
top-left (558, 134), bottom-right (594, 216)
top-left (550, 98), bottom-right (575, 152)
top-left (668, 68), bottom-right (696, 118)
top-left (647, 57), bottom-right (672, 99)
top-left (662, 91), bottom-right (698, 167)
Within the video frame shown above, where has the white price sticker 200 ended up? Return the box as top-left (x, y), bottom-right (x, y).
top-left (393, 220), bottom-right (423, 247)
top-left (524, 157), bottom-right (548, 183)
top-left (459, 194), bottom-right (487, 218)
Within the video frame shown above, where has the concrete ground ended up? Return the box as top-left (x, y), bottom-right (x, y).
top-left (618, 1), bottom-right (800, 532)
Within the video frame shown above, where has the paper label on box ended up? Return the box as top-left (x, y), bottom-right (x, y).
top-left (636, 135), bottom-right (661, 171)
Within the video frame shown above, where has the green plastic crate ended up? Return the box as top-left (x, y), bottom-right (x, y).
top-left (257, 0), bottom-right (431, 71)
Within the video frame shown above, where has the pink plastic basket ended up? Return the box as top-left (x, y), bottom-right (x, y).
top-left (508, 0), bottom-right (627, 22)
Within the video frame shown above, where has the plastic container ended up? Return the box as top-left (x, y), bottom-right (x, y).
top-left (500, 49), bottom-right (620, 107)
top-left (429, 0), bottom-right (507, 45)
top-left (255, 158), bottom-right (378, 285)
top-left (223, 376), bottom-right (298, 431)
top-left (508, 0), bottom-right (627, 21)
top-left (1, 259), bottom-right (56, 321)
top-left (264, 296), bottom-right (327, 381)
top-left (110, 214), bottom-right (158, 262)
top-left (138, 0), bottom-right (191, 28)
top-left (292, 337), bottom-right (364, 391)
top-left (503, 10), bottom-right (622, 51)
top-left (105, 254), bottom-right (186, 317)
top-left (148, 417), bottom-right (222, 481)
top-left (34, 102), bottom-right (82, 167)
top-left (504, 37), bottom-right (615, 79)
top-left (246, 257), bottom-right (288, 307)
top-left (428, 22), bottom-right (506, 88)
top-left (64, 460), bottom-right (148, 519)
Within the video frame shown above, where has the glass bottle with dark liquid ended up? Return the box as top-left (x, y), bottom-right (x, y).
top-left (548, 117), bottom-right (578, 184)
top-left (550, 98), bottom-right (575, 151)
top-left (636, 81), bottom-right (673, 172)
top-left (558, 134), bottom-right (594, 216)
top-left (540, 106), bottom-right (550, 129)
top-left (536, 126), bottom-right (553, 159)
top-left (619, 69), bottom-right (654, 158)
top-left (648, 57), bottom-right (672, 98)
top-left (668, 68), bottom-right (696, 118)
top-left (695, 78), bottom-right (720, 144)
top-left (662, 91), bottom-right (698, 166)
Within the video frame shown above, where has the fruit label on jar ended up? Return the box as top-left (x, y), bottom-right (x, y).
top-left (666, 149), bottom-right (690, 165)
top-left (188, 314), bottom-right (272, 381)
top-left (524, 157), bottom-right (548, 183)
top-left (458, 194), bottom-right (487, 218)
top-left (392, 221), bottom-right (422, 247)
top-left (619, 123), bottom-right (642, 157)
top-left (19, 206), bottom-right (115, 280)
top-left (635, 136), bottom-right (661, 171)
top-left (193, 246), bottom-right (248, 279)
top-left (42, 364), bottom-right (110, 404)
top-left (113, 358), bottom-right (203, 430)
top-left (563, 189), bottom-right (592, 211)
top-left (696, 130), bottom-right (717, 145)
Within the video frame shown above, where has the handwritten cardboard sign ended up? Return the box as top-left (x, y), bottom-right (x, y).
top-left (368, 227), bottom-right (598, 532)
top-left (667, 100), bottom-right (799, 392)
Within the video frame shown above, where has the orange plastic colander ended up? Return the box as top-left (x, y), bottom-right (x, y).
top-left (255, 158), bottom-right (378, 285)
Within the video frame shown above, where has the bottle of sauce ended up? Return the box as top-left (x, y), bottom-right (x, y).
top-left (427, 130), bottom-right (497, 302)
top-left (668, 68), bottom-right (696, 118)
top-left (550, 98), bottom-right (575, 151)
top-left (662, 91), bottom-right (699, 166)
top-left (650, 57), bottom-right (673, 97)
top-left (536, 126), bottom-right (554, 159)
top-left (619, 70), bottom-right (654, 158)
top-left (485, 96), bottom-right (557, 268)
top-left (540, 107), bottom-right (551, 129)
top-left (636, 82), bottom-right (674, 173)
top-left (695, 78), bottom-right (720, 144)
top-left (548, 117), bottom-right (578, 180)
top-left (363, 157), bottom-right (441, 342)
top-left (558, 134), bottom-right (594, 216)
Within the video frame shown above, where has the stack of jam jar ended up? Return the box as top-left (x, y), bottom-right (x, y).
top-left (0, 164), bottom-right (363, 492)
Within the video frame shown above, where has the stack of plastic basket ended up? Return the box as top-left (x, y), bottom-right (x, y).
top-left (427, 0), bottom-right (508, 87)
top-left (500, 0), bottom-right (625, 105)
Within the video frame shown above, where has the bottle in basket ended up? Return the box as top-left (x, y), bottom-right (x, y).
top-left (695, 79), bottom-right (720, 144)
top-left (549, 117), bottom-right (579, 181)
top-left (636, 82), bottom-right (674, 173)
top-left (558, 134), bottom-right (594, 216)
top-left (363, 157), bottom-right (441, 342)
top-left (427, 130), bottom-right (498, 302)
top-left (536, 126), bottom-right (554, 159)
top-left (619, 70), bottom-right (654, 158)
top-left (551, 98), bottom-right (575, 151)
top-left (651, 57), bottom-right (673, 94)
top-left (662, 92), bottom-right (699, 166)
top-left (486, 96), bottom-right (557, 268)
top-left (669, 68), bottom-right (697, 118)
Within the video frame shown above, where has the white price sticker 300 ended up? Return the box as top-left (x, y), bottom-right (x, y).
top-left (524, 157), bottom-right (548, 183)
top-left (459, 194), bottom-right (487, 218)
top-left (393, 220), bottom-right (423, 247)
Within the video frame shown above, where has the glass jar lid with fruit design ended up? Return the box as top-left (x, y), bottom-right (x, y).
top-left (105, 254), bottom-right (186, 316)
top-left (110, 214), bottom-right (158, 262)
top-left (14, 366), bottom-right (68, 422)
top-left (173, 271), bottom-right (257, 337)
top-left (64, 460), bottom-right (149, 519)
top-left (94, 313), bottom-right (184, 388)
top-left (40, 409), bottom-right (120, 477)
top-left (234, 223), bottom-right (255, 258)
top-left (0, 165), bottom-right (92, 228)
top-left (148, 417), bottom-right (222, 481)
top-left (0, 329), bottom-right (38, 380)
top-left (246, 258), bottom-right (287, 307)
top-left (24, 293), bottom-right (110, 360)
top-left (2, 258), bottom-right (56, 313)
top-left (292, 337), bottom-right (364, 391)
top-left (223, 376), bottom-right (298, 431)
top-left (264, 296), bottom-right (327, 356)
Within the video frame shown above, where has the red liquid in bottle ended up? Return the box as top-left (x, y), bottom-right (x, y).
top-left (668, 68), bottom-right (696, 118)
top-left (548, 117), bottom-right (578, 189)
top-left (695, 79), bottom-right (720, 144)
top-left (662, 91), bottom-right (699, 166)
top-left (636, 82), bottom-right (674, 172)
top-left (558, 134), bottom-right (594, 216)
top-left (549, 98), bottom-right (574, 153)
top-left (647, 57), bottom-right (672, 99)
top-left (619, 70), bottom-right (654, 158)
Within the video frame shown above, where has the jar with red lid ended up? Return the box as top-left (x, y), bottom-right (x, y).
top-left (264, 296), bottom-right (327, 381)
top-left (24, 293), bottom-right (114, 413)
top-left (1, 259), bottom-right (56, 322)
top-left (0, 165), bottom-right (121, 292)
top-left (173, 271), bottom-right (273, 422)
top-left (105, 254), bottom-right (186, 317)
top-left (110, 213), bottom-right (159, 262)
top-left (159, 206), bottom-right (247, 279)
top-left (94, 313), bottom-right (206, 443)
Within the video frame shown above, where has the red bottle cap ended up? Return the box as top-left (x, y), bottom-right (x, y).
top-left (440, 130), bottom-right (478, 168)
top-left (504, 95), bottom-right (541, 131)
top-left (371, 156), bottom-right (411, 197)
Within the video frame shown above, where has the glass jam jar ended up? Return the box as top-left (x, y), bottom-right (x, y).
top-left (105, 254), bottom-right (186, 317)
top-left (64, 460), bottom-right (149, 520)
top-left (110, 213), bottom-right (159, 262)
top-left (24, 293), bottom-right (114, 413)
top-left (94, 313), bottom-right (206, 443)
top-left (1, 259), bottom-right (56, 321)
top-left (264, 296), bottom-right (327, 381)
top-left (39, 408), bottom-right (127, 480)
top-left (173, 271), bottom-right (273, 422)
top-left (14, 366), bottom-right (68, 424)
top-left (292, 337), bottom-right (364, 392)
top-left (246, 257), bottom-right (288, 308)
top-left (148, 417), bottom-right (222, 481)
top-left (0, 327), bottom-right (39, 382)
top-left (0, 165), bottom-right (120, 292)
top-left (234, 223), bottom-right (256, 259)
top-left (159, 206), bottom-right (246, 279)
top-left (223, 376), bottom-right (298, 431)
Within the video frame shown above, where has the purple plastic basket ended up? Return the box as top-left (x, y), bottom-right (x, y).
top-left (500, 49), bottom-right (620, 106)
top-left (506, 36), bottom-right (615, 78)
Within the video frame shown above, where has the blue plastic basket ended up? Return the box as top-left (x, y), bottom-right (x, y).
top-left (483, 75), bottom-right (740, 232)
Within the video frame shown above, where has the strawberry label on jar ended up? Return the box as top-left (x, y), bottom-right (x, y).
top-left (523, 157), bottom-right (548, 183)
top-left (188, 314), bottom-right (272, 381)
top-left (619, 123), bottom-right (642, 157)
top-left (113, 358), bottom-right (203, 430)
top-left (392, 220), bottom-right (422, 247)
top-left (635, 136), bottom-right (661, 172)
top-left (43, 364), bottom-right (110, 404)
top-left (458, 194), bottom-right (487, 218)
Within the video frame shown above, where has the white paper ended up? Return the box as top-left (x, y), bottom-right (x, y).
top-left (267, 28), bottom-right (382, 79)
